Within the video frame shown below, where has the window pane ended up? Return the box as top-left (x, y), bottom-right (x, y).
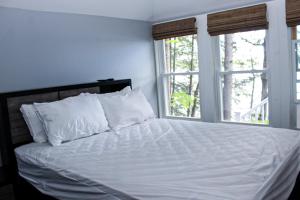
top-left (296, 40), bottom-right (300, 100)
top-left (164, 35), bottom-right (198, 73)
top-left (297, 83), bottom-right (300, 101)
top-left (221, 73), bottom-right (269, 124)
top-left (297, 43), bottom-right (300, 71)
top-left (165, 75), bottom-right (200, 118)
top-left (297, 72), bottom-right (300, 80)
top-left (220, 30), bottom-right (266, 71)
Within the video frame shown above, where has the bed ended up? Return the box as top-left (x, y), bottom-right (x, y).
top-left (0, 79), bottom-right (299, 200)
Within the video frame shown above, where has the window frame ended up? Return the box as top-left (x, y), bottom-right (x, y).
top-left (215, 30), bottom-right (270, 125)
top-left (154, 35), bottom-right (201, 120)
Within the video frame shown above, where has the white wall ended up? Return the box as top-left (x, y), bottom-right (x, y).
top-left (267, 0), bottom-right (293, 128)
top-left (197, 15), bottom-right (219, 123)
top-left (297, 105), bottom-right (300, 128)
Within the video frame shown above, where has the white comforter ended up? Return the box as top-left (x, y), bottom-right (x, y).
top-left (15, 119), bottom-right (300, 200)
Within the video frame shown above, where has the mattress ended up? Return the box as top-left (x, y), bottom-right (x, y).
top-left (15, 119), bottom-right (300, 200)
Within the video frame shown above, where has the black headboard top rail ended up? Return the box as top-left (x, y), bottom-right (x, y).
top-left (0, 79), bottom-right (131, 181)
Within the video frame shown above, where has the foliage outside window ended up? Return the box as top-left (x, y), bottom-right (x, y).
top-left (160, 35), bottom-right (200, 118)
top-left (219, 30), bottom-right (269, 124)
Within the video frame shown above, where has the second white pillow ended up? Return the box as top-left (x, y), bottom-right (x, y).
top-left (20, 104), bottom-right (48, 143)
top-left (101, 88), bottom-right (155, 130)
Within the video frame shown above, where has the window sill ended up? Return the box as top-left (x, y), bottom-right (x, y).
top-left (163, 116), bottom-right (202, 122)
top-left (160, 116), bottom-right (270, 127)
top-left (220, 120), bottom-right (269, 127)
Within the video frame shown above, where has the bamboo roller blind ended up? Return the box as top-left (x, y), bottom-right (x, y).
top-left (286, 0), bottom-right (300, 27)
top-left (207, 4), bottom-right (268, 36)
top-left (152, 18), bottom-right (197, 40)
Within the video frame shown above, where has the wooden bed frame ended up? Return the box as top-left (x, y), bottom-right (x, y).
top-left (0, 78), bottom-right (299, 200)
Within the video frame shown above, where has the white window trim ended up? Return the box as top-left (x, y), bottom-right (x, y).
top-left (154, 38), bottom-right (201, 120)
top-left (154, 40), bottom-right (165, 118)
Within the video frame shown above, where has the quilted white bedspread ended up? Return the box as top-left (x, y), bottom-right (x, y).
top-left (15, 119), bottom-right (300, 200)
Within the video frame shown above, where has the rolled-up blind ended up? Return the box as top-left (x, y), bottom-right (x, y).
top-left (207, 4), bottom-right (268, 36)
top-left (286, 0), bottom-right (300, 27)
top-left (152, 18), bottom-right (197, 40)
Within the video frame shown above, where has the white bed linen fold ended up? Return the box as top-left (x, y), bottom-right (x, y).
top-left (15, 119), bottom-right (300, 200)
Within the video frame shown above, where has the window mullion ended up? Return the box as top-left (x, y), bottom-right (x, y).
top-left (219, 69), bottom-right (267, 75)
top-left (162, 71), bottom-right (200, 76)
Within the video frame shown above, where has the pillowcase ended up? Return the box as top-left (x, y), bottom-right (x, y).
top-left (20, 104), bottom-right (48, 143)
top-left (34, 95), bottom-right (109, 146)
top-left (100, 88), bottom-right (155, 130)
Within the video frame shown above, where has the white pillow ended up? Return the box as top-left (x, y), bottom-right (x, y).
top-left (20, 105), bottom-right (47, 143)
top-left (101, 88), bottom-right (155, 130)
top-left (34, 95), bottom-right (109, 146)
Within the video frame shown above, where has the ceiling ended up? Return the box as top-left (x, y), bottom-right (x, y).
top-left (0, 0), bottom-right (268, 22)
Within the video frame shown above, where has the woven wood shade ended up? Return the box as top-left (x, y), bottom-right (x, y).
top-left (152, 18), bottom-right (197, 40)
top-left (207, 4), bottom-right (268, 36)
top-left (286, 0), bottom-right (300, 27)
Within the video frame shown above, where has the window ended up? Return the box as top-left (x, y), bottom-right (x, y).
top-left (292, 26), bottom-right (300, 101)
top-left (157, 35), bottom-right (200, 118)
top-left (218, 30), bottom-right (269, 124)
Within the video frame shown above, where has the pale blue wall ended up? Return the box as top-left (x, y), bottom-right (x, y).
top-left (0, 7), bottom-right (157, 112)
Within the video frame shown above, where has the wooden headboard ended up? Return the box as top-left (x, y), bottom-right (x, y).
top-left (0, 79), bottom-right (131, 179)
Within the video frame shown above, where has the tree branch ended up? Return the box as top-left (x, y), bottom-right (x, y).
top-left (240, 37), bottom-right (263, 46)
